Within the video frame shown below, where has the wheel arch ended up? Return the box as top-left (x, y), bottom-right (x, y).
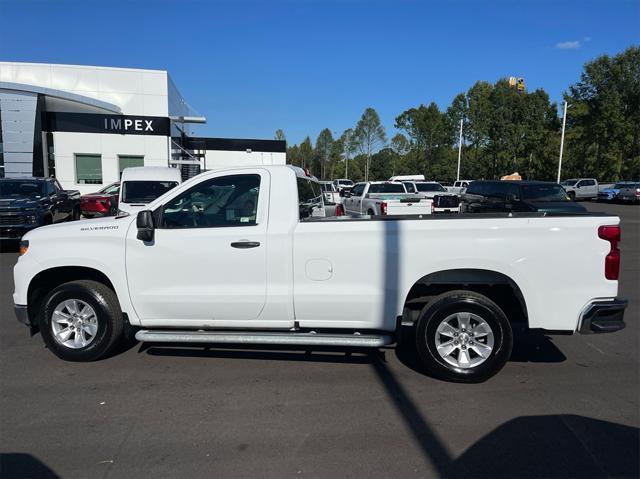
top-left (27, 266), bottom-right (117, 326)
top-left (401, 268), bottom-right (529, 328)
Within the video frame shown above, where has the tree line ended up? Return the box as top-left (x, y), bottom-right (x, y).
top-left (281, 46), bottom-right (639, 183)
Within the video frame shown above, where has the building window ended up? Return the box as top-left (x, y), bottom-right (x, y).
top-left (75, 154), bottom-right (102, 184)
top-left (118, 155), bottom-right (144, 177)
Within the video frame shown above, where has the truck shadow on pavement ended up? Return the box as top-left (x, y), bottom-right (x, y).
top-left (371, 355), bottom-right (640, 478)
top-left (141, 343), bottom-right (379, 365)
top-left (0, 453), bottom-right (60, 479)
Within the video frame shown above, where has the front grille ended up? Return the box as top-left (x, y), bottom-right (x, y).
top-left (0, 215), bottom-right (24, 225)
top-left (0, 208), bottom-right (23, 214)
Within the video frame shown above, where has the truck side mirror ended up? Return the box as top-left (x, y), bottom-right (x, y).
top-left (136, 210), bottom-right (155, 242)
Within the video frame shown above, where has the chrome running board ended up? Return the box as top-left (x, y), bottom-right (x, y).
top-left (135, 329), bottom-right (392, 348)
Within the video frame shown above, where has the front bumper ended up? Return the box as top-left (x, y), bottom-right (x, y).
top-left (14, 304), bottom-right (31, 327)
top-left (578, 298), bottom-right (627, 334)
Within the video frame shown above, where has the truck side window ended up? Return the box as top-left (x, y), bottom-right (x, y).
top-left (351, 184), bottom-right (365, 196)
top-left (45, 182), bottom-right (56, 196)
top-left (297, 178), bottom-right (323, 220)
top-left (162, 174), bottom-right (261, 229)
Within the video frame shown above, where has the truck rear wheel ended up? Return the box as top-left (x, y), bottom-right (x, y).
top-left (415, 290), bottom-right (512, 382)
top-left (39, 280), bottom-right (124, 361)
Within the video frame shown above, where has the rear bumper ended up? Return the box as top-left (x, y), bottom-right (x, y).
top-left (578, 298), bottom-right (627, 334)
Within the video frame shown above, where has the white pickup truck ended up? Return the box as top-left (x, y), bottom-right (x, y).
top-left (342, 181), bottom-right (432, 216)
top-left (13, 165), bottom-right (627, 382)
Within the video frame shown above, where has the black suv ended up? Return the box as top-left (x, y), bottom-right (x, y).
top-left (0, 177), bottom-right (81, 239)
top-left (461, 180), bottom-right (587, 214)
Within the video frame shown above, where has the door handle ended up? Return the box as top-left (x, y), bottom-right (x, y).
top-left (230, 240), bottom-right (261, 249)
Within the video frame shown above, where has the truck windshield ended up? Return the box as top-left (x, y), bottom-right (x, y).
top-left (0, 180), bottom-right (44, 197)
top-left (369, 183), bottom-right (405, 193)
top-left (121, 181), bottom-right (178, 204)
top-left (416, 183), bottom-right (446, 192)
top-left (521, 184), bottom-right (570, 202)
top-left (321, 183), bottom-right (335, 192)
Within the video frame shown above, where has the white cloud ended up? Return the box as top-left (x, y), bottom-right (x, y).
top-left (556, 40), bottom-right (581, 50)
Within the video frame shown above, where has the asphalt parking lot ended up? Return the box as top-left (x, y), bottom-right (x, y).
top-left (1, 202), bottom-right (638, 479)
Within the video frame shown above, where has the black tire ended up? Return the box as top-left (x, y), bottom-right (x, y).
top-left (43, 215), bottom-right (53, 225)
top-left (367, 209), bottom-right (375, 216)
top-left (39, 280), bottom-right (124, 361)
top-left (71, 206), bottom-right (81, 221)
top-left (415, 290), bottom-right (512, 383)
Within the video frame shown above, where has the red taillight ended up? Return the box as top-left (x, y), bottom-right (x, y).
top-left (335, 204), bottom-right (345, 217)
top-left (598, 225), bottom-right (621, 280)
top-left (380, 202), bottom-right (387, 215)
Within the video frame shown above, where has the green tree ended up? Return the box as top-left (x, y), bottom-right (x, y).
top-left (339, 128), bottom-right (357, 179)
top-left (354, 108), bottom-right (387, 181)
top-left (274, 129), bottom-right (286, 141)
top-left (299, 137), bottom-right (313, 170)
top-left (564, 46), bottom-right (640, 180)
top-left (395, 102), bottom-right (451, 178)
top-left (315, 128), bottom-right (334, 180)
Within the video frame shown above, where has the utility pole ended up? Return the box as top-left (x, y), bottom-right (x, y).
top-left (345, 154), bottom-right (348, 179)
top-left (557, 101), bottom-right (568, 184)
top-left (456, 119), bottom-right (463, 181)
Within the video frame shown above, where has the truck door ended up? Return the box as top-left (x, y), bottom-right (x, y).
top-left (345, 183), bottom-right (366, 214)
top-left (125, 170), bottom-right (269, 322)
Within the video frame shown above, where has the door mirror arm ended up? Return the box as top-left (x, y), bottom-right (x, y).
top-left (136, 210), bottom-right (155, 242)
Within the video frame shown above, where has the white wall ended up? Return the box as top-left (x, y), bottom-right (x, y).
top-left (0, 62), bottom-right (169, 116)
top-left (203, 150), bottom-right (286, 170)
top-left (54, 132), bottom-right (169, 193)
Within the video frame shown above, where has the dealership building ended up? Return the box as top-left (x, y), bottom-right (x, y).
top-left (0, 62), bottom-right (286, 193)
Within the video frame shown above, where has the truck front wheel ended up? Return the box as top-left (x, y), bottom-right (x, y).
top-left (39, 280), bottom-right (124, 361)
top-left (415, 290), bottom-right (512, 382)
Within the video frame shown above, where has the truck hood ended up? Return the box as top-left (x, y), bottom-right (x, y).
top-left (22, 215), bottom-right (132, 242)
top-left (0, 197), bottom-right (44, 209)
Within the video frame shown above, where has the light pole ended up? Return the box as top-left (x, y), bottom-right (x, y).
top-left (456, 119), bottom-right (463, 181)
top-left (557, 101), bottom-right (568, 184)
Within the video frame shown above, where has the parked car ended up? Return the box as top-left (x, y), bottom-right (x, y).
top-left (617, 182), bottom-right (640, 203)
top-left (461, 180), bottom-right (587, 214)
top-left (319, 181), bottom-right (341, 205)
top-left (0, 177), bottom-right (80, 240)
top-left (118, 167), bottom-right (182, 215)
top-left (403, 181), bottom-right (461, 213)
top-left (80, 182), bottom-right (120, 217)
top-left (342, 181), bottom-right (432, 216)
top-left (333, 179), bottom-right (354, 192)
top-left (597, 182), bottom-right (637, 202)
top-left (14, 165), bottom-right (627, 382)
top-left (447, 180), bottom-right (473, 195)
top-left (560, 178), bottom-right (599, 200)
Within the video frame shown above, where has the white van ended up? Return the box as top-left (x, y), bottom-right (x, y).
top-left (118, 167), bottom-right (182, 215)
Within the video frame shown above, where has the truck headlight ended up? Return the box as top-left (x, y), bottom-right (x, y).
top-left (24, 215), bottom-right (38, 224)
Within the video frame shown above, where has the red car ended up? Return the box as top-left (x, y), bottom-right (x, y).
top-left (80, 182), bottom-right (120, 217)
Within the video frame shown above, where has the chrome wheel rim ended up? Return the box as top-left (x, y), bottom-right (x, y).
top-left (51, 299), bottom-right (98, 349)
top-left (434, 312), bottom-right (494, 369)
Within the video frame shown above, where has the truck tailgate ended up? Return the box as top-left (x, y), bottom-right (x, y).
top-left (386, 198), bottom-right (432, 215)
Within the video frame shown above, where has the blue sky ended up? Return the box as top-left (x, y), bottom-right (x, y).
top-left (1, 0), bottom-right (638, 145)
